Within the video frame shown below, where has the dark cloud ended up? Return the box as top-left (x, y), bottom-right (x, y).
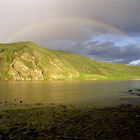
top-left (43, 39), bottom-right (140, 65)
top-left (82, 41), bottom-right (140, 64)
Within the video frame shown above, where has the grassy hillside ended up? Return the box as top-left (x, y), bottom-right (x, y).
top-left (0, 41), bottom-right (140, 80)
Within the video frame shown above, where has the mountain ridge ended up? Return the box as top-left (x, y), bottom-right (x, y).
top-left (0, 41), bottom-right (140, 80)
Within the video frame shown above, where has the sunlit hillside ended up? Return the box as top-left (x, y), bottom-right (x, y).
top-left (0, 41), bottom-right (140, 80)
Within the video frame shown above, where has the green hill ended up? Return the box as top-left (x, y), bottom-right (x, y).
top-left (0, 41), bottom-right (140, 80)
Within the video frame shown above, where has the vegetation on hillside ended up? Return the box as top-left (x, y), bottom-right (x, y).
top-left (0, 41), bottom-right (140, 80)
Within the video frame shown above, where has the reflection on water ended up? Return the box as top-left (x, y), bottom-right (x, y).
top-left (0, 80), bottom-right (140, 107)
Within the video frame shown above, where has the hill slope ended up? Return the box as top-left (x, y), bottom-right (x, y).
top-left (0, 41), bottom-right (140, 80)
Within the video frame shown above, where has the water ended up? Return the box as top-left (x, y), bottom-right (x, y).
top-left (0, 80), bottom-right (140, 107)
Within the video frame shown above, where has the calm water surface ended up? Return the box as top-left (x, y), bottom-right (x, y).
top-left (0, 80), bottom-right (140, 107)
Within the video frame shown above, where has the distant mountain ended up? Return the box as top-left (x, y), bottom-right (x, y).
top-left (0, 41), bottom-right (140, 80)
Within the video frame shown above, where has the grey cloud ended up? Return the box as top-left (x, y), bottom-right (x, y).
top-left (83, 41), bottom-right (140, 64)
top-left (0, 0), bottom-right (140, 42)
top-left (6, 20), bottom-right (100, 44)
top-left (42, 39), bottom-right (140, 65)
top-left (49, 0), bottom-right (140, 33)
top-left (45, 40), bottom-right (82, 53)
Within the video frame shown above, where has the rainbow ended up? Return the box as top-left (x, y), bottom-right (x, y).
top-left (6, 17), bottom-right (136, 44)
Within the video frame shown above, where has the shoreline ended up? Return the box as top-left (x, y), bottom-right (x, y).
top-left (0, 104), bottom-right (140, 140)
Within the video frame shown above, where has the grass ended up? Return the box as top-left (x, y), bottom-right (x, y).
top-left (1, 41), bottom-right (140, 80)
top-left (0, 104), bottom-right (140, 140)
top-left (52, 49), bottom-right (140, 80)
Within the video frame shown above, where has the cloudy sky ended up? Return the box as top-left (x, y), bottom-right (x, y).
top-left (1, 0), bottom-right (140, 65)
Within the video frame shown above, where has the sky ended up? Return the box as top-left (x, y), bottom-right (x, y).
top-left (0, 0), bottom-right (140, 65)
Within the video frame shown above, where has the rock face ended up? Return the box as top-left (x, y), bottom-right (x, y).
top-left (1, 41), bottom-right (140, 80)
top-left (0, 42), bottom-right (79, 80)
top-left (8, 52), bottom-right (44, 80)
top-left (8, 60), bottom-right (43, 80)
